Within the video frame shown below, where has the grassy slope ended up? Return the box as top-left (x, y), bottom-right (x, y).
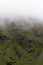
top-left (0, 23), bottom-right (43, 65)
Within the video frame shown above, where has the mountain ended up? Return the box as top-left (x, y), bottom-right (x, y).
top-left (0, 19), bottom-right (43, 65)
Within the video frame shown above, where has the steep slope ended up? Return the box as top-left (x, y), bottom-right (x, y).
top-left (0, 22), bottom-right (43, 65)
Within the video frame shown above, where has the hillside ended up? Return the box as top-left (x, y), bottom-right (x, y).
top-left (0, 20), bottom-right (43, 65)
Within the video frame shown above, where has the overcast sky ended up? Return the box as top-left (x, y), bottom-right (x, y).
top-left (0, 0), bottom-right (43, 20)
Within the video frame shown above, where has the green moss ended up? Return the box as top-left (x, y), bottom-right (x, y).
top-left (0, 22), bottom-right (43, 65)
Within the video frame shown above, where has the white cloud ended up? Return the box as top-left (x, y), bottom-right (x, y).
top-left (0, 0), bottom-right (43, 19)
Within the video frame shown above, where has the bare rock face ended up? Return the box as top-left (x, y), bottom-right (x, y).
top-left (0, 35), bottom-right (7, 40)
top-left (7, 62), bottom-right (12, 65)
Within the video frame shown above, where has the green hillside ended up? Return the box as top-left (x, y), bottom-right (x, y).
top-left (0, 22), bottom-right (43, 65)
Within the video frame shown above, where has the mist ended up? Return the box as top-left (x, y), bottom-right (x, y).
top-left (0, 0), bottom-right (43, 27)
top-left (0, 0), bottom-right (43, 20)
